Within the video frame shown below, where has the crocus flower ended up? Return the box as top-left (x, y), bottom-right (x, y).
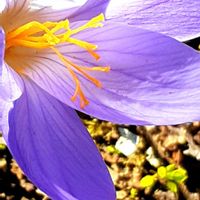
top-left (1, 0), bottom-right (200, 199)
top-left (105, 0), bottom-right (200, 42)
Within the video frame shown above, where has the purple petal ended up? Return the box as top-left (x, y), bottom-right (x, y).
top-left (0, 0), bottom-right (52, 32)
top-left (2, 0), bottom-right (29, 12)
top-left (0, 63), bottom-right (23, 101)
top-left (0, 27), bottom-right (5, 74)
top-left (105, 0), bottom-right (200, 41)
top-left (0, 28), bottom-right (12, 131)
top-left (18, 22), bottom-right (200, 125)
top-left (0, 28), bottom-right (23, 101)
top-left (1, 0), bottom-right (108, 32)
top-left (30, 0), bottom-right (110, 23)
top-left (2, 77), bottom-right (115, 200)
top-left (28, 1), bottom-right (81, 22)
top-left (67, 0), bottom-right (111, 22)
top-left (0, 98), bottom-right (12, 133)
top-left (0, 98), bottom-right (6, 130)
top-left (0, 99), bottom-right (3, 129)
top-left (32, 0), bottom-right (84, 9)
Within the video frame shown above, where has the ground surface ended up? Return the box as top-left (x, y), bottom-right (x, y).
top-left (0, 117), bottom-right (200, 200)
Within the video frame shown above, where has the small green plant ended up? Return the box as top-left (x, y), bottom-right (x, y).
top-left (130, 188), bottom-right (138, 198)
top-left (106, 145), bottom-right (121, 154)
top-left (0, 143), bottom-right (6, 150)
top-left (139, 164), bottom-right (188, 193)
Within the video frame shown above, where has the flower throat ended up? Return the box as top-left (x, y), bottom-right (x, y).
top-left (5, 14), bottom-right (110, 109)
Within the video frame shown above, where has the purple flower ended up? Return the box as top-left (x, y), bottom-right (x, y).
top-left (0, 0), bottom-right (200, 199)
top-left (105, 0), bottom-right (200, 41)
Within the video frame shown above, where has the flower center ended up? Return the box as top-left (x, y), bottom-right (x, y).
top-left (5, 14), bottom-right (110, 109)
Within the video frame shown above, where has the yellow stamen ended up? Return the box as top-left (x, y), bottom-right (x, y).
top-left (6, 13), bottom-right (110, 109)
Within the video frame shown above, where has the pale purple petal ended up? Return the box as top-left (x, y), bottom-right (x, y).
top-left (29, 1), bottom-right (81, 22)
top-left (0, 0), bottom-right (88, 32)
top-left (0, 27), bottom-right (23, 101)
top-left (2, 77), bottom-right (115, 200)
top-left (0, 63), bottom-right (23, 101)
top-left (0, 27), bottom-right (5, 74)
top-left (32, 0), bottom-right (83, 9)
top-left (0, 0), bottom-right (51, 32)
top-left (0, 98), bottom-right (6, 130)
top-left (1, 0), bottom-right (110, 32)
top-left (67, 0), bottom-right (111, 22)
top-left (30, 0), bottom-right (110, 23)
top-left (2, 0), bottom-right (29, 12)
top-left (105, 0), bottom-right (200, 41)
top-left (0, 98), bottom-right (3, 130)
top-left (0, 99), bottom-right (13, 133)
top-left (0, 28), bottom-right (16, 132)
top-left (18, 22), bottom-right (200, 125)
top-left (0, 28), bottom-right (5, 130)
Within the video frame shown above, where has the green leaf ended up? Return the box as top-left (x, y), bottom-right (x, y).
top-left (106, 145), bottom-right (120, 154)
top-left (166, 181), bottom-right (178, 193)
top-left (167, 168), bottom-right (188, 183)
top-left (140, 175), bottom-right (156, 188)
top-left (0, 144), bottom-right (6, 150)
top-left (166, 164), bottom-right (176, 172)
top-left (157, 166), bottom-right (167, 179)
top-left (130, 188), bottom-right (138, 198)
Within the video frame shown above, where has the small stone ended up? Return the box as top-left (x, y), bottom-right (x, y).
top-left (20, 179), bottom-right (35, 192)
top-left (116, 190), bottom-right (127, 199)
top-left (146, 147), bottom-right (162, 168)
top-left (108, 167), bottom-right (118, 183)
top-left (0, 136), bottom-right (6, 145)
top-left (0, 158), bottom-right (7, 172)
top-left (0, 193), bottom-right (6, 198)
top-left (115, 128), bottom-right (139, 156)
top-left (10, 160), bottom-right (24, 179)
top-left (36, 188), bottom-right (48, 197)
top-left (153, 190), bottom-right (178, 200)
top-left (21, 197), bottom-right (29, 200)
top-left (194, 131), bottom-right (200, 144)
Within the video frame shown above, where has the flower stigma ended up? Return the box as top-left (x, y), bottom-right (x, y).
top-left (5, 13), bottom-right (110, 109)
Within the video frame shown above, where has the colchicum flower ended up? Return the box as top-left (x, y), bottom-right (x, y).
top-left (1, 0), bottom-right (200, 199)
